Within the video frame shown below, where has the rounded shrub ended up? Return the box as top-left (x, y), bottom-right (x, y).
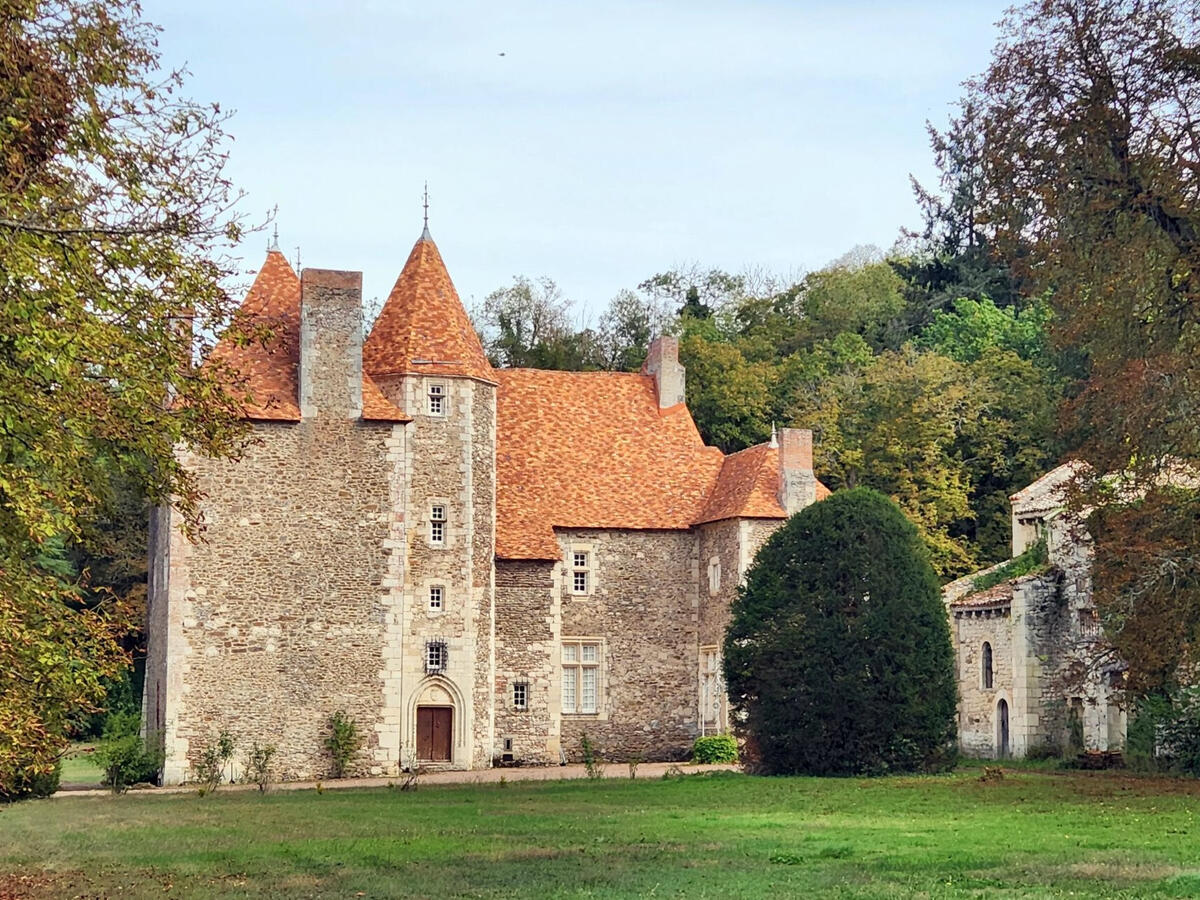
top-left (723, 487), bottom-right (957, 776)
top-left (692, 735), bottom-right (738, 764)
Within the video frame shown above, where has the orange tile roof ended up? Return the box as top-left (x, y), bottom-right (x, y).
top-left (949, 580), bottom-right (1014, 610)
top-left (495, 369), bottom-right (726, 559)
top-left (695, 442), bottom-right (832, 524)
top-left (695, 444), bottom-right (787, 523)
top-left (209, 250), bottom-right (303, 421)
top-left (364, 233), bottom-right (495, 383)
top-left (211, 250), bottom-right (407, 423)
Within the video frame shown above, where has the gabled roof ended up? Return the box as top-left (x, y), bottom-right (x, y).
top-left (694, 442), bottom-right (831, 525)
top-left (210, 250), bottom-right (407, 423)
top-left (364, 233), bottom-right (495, 383)
top-left (1010, 460), bottom-right (1087, 517)
top-left (495, 369), bottom-right (725, 559)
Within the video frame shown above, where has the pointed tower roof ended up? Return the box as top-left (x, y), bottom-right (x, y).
top-left (364, 232), bottom-right (495, 383)
top-left (209, 248), bottom-right (407, 422)
top-left (209, 249), bottom-right (303, 421)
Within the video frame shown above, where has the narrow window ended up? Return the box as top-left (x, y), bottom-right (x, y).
top-left (708, 557), bottom-right (722, 595)
top-left (425, 640), bottom-right (447, 674)
top-left (428, 383), bottom-right (445, 415)
top-left (700, 646), bottom-right (722, 728)
top-left (982, 641), bottom-right (994, 689)
top-left (570, 551), bottom-right (589, 595)
top-left (430, 505), bottom-right (445, 546)
top-left (562, 640), bottom-right (600, 714)
top-left (428, 585), bottom-right (443, 611)
top-left (513, 681), bottom-right (528, 710)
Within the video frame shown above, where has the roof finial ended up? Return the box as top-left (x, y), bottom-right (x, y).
top-left (268, 221), bottom-right (280, 253)
top-left (769, 422), bottom-right (778, 449)
top-left (421, 181), bottom-right (431, 239)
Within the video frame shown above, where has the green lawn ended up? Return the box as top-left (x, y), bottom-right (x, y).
top-left (2, 769), bottom-right (1200, 898)
top-left (58, 743), bottom-right (103, 786)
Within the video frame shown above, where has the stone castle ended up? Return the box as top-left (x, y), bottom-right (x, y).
top-left (143, 224), bottom-right (829, 783)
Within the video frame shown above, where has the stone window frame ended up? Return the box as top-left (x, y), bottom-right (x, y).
top-left (565, 542), bottom-right (595, 598)
top-left (561, 637), bottom-right (604, 716)
top-left (699, 644), bottom-right (723, 730)
top-left (981, 641), bottom-right (994, 690)
top-left (512, 680), bottom-right (529, 711)
top-left (707, 556), bottom-right (722, 596)
top-left (427, 582), bottom-right (445, 614)
top-left (426, 500), bottom-right (450, 549)
top-left (426, 380), bottom-right (448, 417)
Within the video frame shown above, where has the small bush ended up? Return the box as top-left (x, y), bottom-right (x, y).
top-left (969, 539), bottom-right (1048, 594)
top-left (193, 730), bottom-right (235, 795)
top-left (580, 733), bottom-right (605, 779)
top-left (692, 735), bottom-right (739, 764)
top-left (244, 743), bottom-right (276, 793)
top-left (94, 711), bottom-right (163, 794)
top-left (1024, 742), bottom-right (1063, 761)
top-left (324, 711), bottom-right (362, 778)
top-left (4, 764), bottom-right (61, 801)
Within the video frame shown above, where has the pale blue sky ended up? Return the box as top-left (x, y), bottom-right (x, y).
top-left (142, 1), bottom-right (1008, 317)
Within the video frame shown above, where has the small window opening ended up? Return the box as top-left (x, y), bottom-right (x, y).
top-left (425, 639), bottom-right (448, 674)
top-left (513, 681), bottom-right (528, 710)
top-left (428, 383), bottom-right (445, 415)
top-left (429, 585), bottom-right (443, 611)
top-left (982, 641), bottom-right (994, 689)
top-left (570, 551), bottom-right (589, 595)
top-left (430, 505), bottom-right (445, 546)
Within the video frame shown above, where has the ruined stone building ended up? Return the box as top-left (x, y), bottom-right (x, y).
top-left (943, 463), bottom-right (1127, 759)
top-left (143, 224), bottom-right (830, 783)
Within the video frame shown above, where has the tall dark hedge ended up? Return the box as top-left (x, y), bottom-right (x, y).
top-left (723, 487), bottom-right (957, 775)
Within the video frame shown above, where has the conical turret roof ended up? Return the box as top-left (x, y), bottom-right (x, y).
top-left (210, 249), bottom-right (407, 422)
top-left (364, 232), bottom-right (495, 382)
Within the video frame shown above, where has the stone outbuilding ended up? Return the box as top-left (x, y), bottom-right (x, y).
top-left (944, 463), bottom-right (1126, 758)
top-left (143, 223), bottom-right (830, 783)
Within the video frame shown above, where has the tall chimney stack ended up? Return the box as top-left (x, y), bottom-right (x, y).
top-left (641, 335), bottom-right (686, 409)
top-left (778, 427), bottom-right (817, 515)
top-left (299, 268), bottom-right (363, 419)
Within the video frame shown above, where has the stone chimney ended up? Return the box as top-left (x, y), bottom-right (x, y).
top-left (299, 268), bottom-right (363, 419)
top-left (778, 427), bottom-right (817, 515)
top-left (641, 335), bottom-right (686, 409)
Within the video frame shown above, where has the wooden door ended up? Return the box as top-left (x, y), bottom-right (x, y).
top-left (416, 706), bottom-right (452, 761)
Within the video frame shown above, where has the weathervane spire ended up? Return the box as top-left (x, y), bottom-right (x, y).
top-left (268, 221), bottom-right (280, 252)
top-left (421, 182), bottom-right (431, 239)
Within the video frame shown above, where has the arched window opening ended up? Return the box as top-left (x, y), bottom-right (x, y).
top-left (982, 641), bottom-right (994, 689)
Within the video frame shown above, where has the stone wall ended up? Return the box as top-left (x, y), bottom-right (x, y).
top-left (154, 416), bottom-right (404, 783)
top-left (555, 528), bottom-right (700, 762)
top-left (377, 373), bottom-right (495, 769)
top-left (953, 607), bottom-right (1014, 757)
top-left (494, 560), bottom-right (558, 764)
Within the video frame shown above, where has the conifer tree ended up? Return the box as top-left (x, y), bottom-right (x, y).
top-left (723, 488), bottom-right (957, 775)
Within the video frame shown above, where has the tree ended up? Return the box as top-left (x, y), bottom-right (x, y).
top-left (723, 488), bottom-right (956, 775)
top-left (0, 0), bottom-right (255, 797)
top-left (595, 289), bottom-right (671, 371)
top-left (959, 0), bottom-right (1200, 688)
top-left (475, 276), bottom-right (598, 370)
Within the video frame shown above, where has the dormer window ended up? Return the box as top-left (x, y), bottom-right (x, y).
top-left (430, 505), bottom-right (446, 546)
top-left (427, 382), bottom-right (446, 416)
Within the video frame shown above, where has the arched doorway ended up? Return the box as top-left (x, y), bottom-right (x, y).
top-left (996, 698), bottom-right (1010, 758)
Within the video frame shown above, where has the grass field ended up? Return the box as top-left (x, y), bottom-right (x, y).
top-left (2, 768), bottom-right (1200, 898)
top-left (57, 744), bottom-right (103, 787)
